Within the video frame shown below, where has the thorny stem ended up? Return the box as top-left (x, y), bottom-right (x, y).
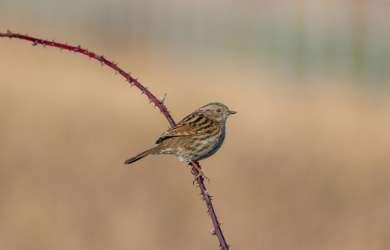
top-left (192, 162), bottom-right (229, 250)
top-left (0, 31), bottom-right (229, 250)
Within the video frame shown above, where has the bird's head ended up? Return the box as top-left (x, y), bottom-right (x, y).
top-left (199, 102), bottom-right (236, 122)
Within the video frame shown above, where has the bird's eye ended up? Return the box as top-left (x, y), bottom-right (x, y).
top-left (216, 109), bottom-right (221, 112)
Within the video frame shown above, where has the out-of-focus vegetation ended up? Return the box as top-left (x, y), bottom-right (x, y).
top-left (2, 1), bottom-right (389, 83)
top-left (1, 1), bottom-right (390, 250)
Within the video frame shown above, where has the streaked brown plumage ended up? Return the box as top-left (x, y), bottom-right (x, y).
top-left (124, 102), bottom-right (236, 175)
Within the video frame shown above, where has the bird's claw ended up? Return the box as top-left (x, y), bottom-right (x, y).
top-left (189, 161), bottom-right (210, 185)
top-left (192, 171), bottom-right (210, 185)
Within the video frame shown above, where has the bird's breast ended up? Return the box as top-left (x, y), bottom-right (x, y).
top-left (192, 125), bottom-right (226, 161)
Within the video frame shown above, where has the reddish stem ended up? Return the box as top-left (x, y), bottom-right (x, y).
top-left (192, 162), bottom-right (229, 250)
top-left (1, 31), bottom-right (229, 250)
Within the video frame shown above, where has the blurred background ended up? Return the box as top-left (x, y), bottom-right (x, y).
top-left (1, 1), bottom-right (390, 250)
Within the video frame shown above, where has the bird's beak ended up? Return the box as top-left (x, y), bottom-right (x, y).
top-left (228, 110), bottom-right (237, 115)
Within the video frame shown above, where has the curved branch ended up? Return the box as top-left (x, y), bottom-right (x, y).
top-left (0, 31), bottom-right (176, 127)
top-left (0, 30), bottom-right (229, 250)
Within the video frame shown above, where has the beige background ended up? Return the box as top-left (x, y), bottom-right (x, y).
top-left (1, 1), bottom-right (390, 250)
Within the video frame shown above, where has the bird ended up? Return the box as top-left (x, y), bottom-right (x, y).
top-left (124, 102), bottom-right (236, 179)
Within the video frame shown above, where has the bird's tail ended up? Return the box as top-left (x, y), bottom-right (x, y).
top-left (124, 146), bottom-right (159, 165)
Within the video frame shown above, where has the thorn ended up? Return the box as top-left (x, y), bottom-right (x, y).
top-left (160, 93), bottom-right (167, 104)
top-left (32, 40), bottom-right (38, 46)
top-left (74, 45), bottom-right (81, 52)
top-left (96, 55), bottom-right (104, 65)
top-left (210, 229), bottom-right (216, 235)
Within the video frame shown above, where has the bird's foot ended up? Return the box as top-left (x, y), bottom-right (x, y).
top-left (190, 162), bottom-right (210, 184)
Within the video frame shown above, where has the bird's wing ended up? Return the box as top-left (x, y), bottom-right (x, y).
top-left (155, 112), bottom-right (213, 144)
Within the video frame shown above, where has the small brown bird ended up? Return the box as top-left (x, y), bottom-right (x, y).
top-left (124, 102), bottom-right (236, 177)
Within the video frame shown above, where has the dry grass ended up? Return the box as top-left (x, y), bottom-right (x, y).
top-left (1, 40), bottom-right (390, 250)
